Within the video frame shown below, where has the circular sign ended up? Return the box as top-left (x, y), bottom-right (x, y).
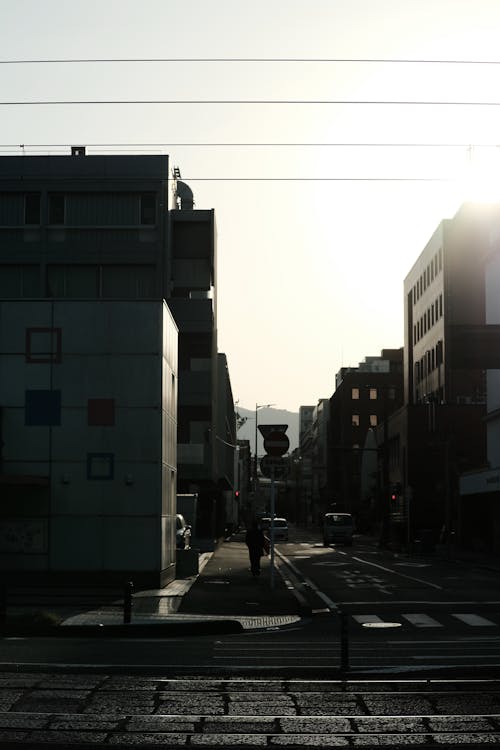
top-left (263, 431), bottom-right (290, 456)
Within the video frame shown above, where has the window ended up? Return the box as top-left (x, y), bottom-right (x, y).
top-left (24, 193), bottom-right (40, 224)
top-left (352, 414), bottom-right (360, 427)
top-left (369, 388), bottom-right (377, 400)
top-left (26, 327), bottom-right (62, 364)
top-left (351, 388), bottom-right (359, 400)
top-left (369, 414), bottom-right (378, 427)
top-left (87, 453), bottom-right (114, 480)
top-left (25, 390), bottom-right (61, 426)
top-left (49, 194), bottom-right (65, 224)
top-left (140, 193), bottom-right (156, 225)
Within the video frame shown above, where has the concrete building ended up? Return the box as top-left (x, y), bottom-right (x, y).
top-left (0, 299), bottom-right (178, 586)
top-left (0, 151), bottom-right (234, 578)
top-left (328, 350), bottom-right (404, 525)
top-left (388, 203), bottom-right (500, 549)
top-left (459, 206), bottom-right (500, 551)
top-left (404, 203), bottom-right (496, 407)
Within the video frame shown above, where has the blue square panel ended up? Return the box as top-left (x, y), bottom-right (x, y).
top-left (25, 390), bottom-right (61, 426)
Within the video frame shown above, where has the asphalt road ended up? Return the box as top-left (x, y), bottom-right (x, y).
top-left (1, 528), bottom-right (500, 678)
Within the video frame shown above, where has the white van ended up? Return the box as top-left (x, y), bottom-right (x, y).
top-left (323, 513), bottom-right (354, 546)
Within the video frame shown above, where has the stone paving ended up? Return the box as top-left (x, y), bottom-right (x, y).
top-left (1, 675), bottom-right (500, 746)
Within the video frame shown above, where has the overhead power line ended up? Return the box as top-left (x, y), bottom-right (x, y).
top-left (3, 99), bottom-right (500, 106)
top-left (0, 142), bottom-right (495, 148)
top-left (2, 57), bottom-right (500, 65)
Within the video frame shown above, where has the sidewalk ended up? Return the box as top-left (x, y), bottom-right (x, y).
top-left (60, 531), bottom-right (304, 632)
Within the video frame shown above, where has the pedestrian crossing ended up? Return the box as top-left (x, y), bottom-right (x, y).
top-left (350, 612), bottom-right (498, 628)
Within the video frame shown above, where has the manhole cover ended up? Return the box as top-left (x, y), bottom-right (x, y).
top-left (362, 621), bottom-right (402, 629)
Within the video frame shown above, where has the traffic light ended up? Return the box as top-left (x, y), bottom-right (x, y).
top-left (234, 490), bottom-right (240, 500)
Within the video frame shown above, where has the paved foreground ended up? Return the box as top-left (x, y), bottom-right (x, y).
top-left (1, 673), bottom-right (500, 747)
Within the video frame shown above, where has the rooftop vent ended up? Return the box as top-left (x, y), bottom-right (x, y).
top-left (71, 146), bottom-right (86, 156)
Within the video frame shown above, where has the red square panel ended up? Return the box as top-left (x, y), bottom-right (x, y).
top-left (88, 398), bottom-right (115, 426)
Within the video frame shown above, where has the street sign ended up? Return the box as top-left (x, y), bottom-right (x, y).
top-left (260, 455), bottom-right (287, 478)
top-left (258, 424), bottom-right (288, 438)
top-left (263, 430), bottom-right (290, 456)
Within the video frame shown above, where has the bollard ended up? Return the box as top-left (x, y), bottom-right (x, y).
top-left (123, 581), bottom-right (134, 624)
top-left (340, 610), bottom-right (349, 675)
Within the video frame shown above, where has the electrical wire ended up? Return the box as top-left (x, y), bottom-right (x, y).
top-left (2, 99), bottom-right (500, 106)
top-left (0, 142), bottom-right (494, 148)
top-left (2, 57), bottom-right (500, 65)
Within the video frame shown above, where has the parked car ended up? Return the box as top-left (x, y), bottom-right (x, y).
top-left (260, 516), bottom-right (289, 542)
top-left (323, 512), bottom-right (354, 546)
top-left (176, 513), bottom-right (192, 549)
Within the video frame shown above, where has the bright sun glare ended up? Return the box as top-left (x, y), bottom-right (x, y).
top-left (462, 147), bottom-right (500, 202)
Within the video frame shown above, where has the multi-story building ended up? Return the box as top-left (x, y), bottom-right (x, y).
top-left (0, 151), bottom-right (233, 579)
top-left (458, 208), bottom-right (500, 551)
top-left (404, 202), bottom-right (496, 407)
top-left (392, 203), bottom-right (500, 548)
top-left (328, 350), bottom-right (404, 524)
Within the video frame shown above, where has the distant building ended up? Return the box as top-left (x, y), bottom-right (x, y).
top-left (328, 350), bottom-right (404, 523)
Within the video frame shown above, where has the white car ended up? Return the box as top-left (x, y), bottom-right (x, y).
top-left (260, 517), bottom-right (289, 542)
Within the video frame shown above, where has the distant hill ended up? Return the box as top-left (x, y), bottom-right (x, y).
top-left (236, 406), bottom-right (299, 454)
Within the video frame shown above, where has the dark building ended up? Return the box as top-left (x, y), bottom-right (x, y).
top-left (0, 152), bottom-right (235, 579)
top-left (327, 349), bottom-right (404, 527)
top-left (388, 202), bottom-right (500, 549)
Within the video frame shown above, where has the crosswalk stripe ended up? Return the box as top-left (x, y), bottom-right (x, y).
top-left (352, 614), bottom-right (385, 625)
top-left (402, 613), bottom-right (443, 628)
top-left (350, 613), bottom-right (500, 629)
top-left (452, 614), bottom-right (497, 627)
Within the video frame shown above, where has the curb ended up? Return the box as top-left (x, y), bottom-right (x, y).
top-left (0, 619), bottom-right (244, 639)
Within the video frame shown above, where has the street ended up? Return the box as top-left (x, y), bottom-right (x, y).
top-left (1, 527), bottom-right (500, 677)
top-left (2, 526), bottom-right (500, 746)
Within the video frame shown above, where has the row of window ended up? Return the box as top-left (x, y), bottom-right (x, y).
top-left (412, 247), bottom-right (443, 304)
top-left (0, 265), bottom-right (157, 299)
top-left (0, 192), bottom-right (157, 227)
top-left (25, 391), bottom-right (116, 426)
top-left (351, 387), bottom-right (397, 401)
top-left (352, 414), bottom-right (378, 427)
top-left (414, 340), bottom-right (444, 383)
top-left (413, 294), bottom-right (444, 343)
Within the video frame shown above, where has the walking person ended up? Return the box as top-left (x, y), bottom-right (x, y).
top-left (245, 521), bottom-right (268, 577)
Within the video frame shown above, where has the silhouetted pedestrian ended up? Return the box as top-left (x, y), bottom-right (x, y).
top-left (245, 521), bottom-right (268, 577)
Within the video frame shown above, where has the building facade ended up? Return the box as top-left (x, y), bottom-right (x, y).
top-left (328, 350), bottom-right (404, 526)
top-left (0, 151), bottom-right (234, 577)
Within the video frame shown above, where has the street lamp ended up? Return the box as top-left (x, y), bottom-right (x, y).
top-left (254, 403), bottom-right (275, 493)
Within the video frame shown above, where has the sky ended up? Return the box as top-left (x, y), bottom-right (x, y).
top-left (2, 0), bottom-right (500, 412)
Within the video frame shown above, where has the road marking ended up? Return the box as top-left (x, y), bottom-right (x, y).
top-left (402, 613), bottom-right (443, 628)
top-left (452, 614), bottom-right (497, 627)
top-left (352, 614), bottom-right (386, 625)
top-left (275, 549), bottom-right (338, 611)
top-left (338, 551), bottom-right (443, 590)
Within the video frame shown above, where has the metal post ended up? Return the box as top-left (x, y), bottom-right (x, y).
top-left (340, 610), bottom-right (349, 674)
top-left (123, 580), bottom-right (133, 624)
top-left (270, 467), bottom-right (276, 589)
